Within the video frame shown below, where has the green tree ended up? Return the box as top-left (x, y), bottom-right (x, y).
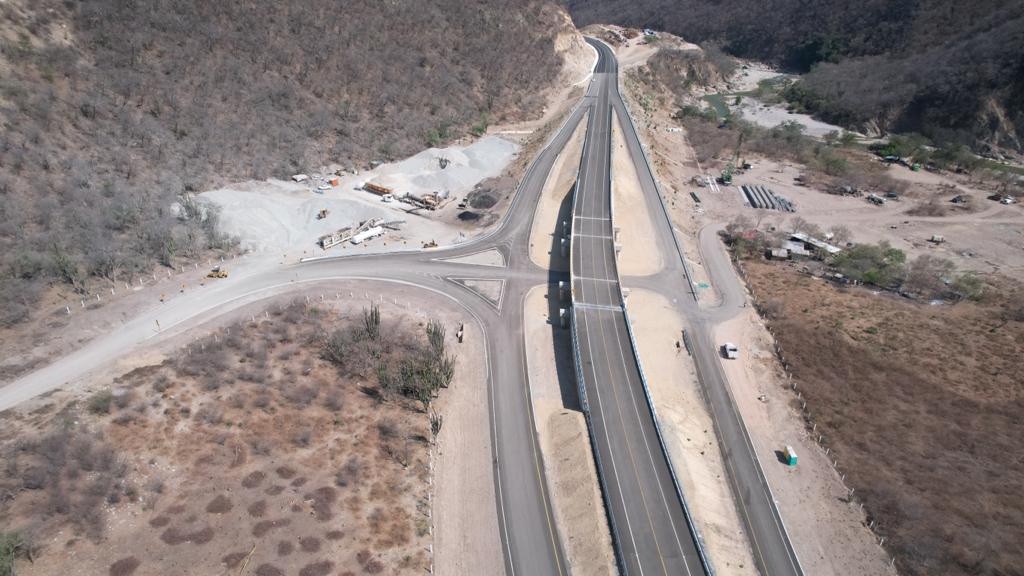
top-left (831, 241), bottom-right (906, 288)
top-left (1, 531), bottom-right (30, 576)
top-left (950, 273), bottom-right (984, 301)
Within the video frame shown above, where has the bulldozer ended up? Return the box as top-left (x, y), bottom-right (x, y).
top-left (317, 208), bottom-right (329, 220)
top-left (207, 266), bottom-right (228, 279)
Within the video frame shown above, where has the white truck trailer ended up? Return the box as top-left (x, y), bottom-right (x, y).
top-left (350, 226), bottom-right (384, 245)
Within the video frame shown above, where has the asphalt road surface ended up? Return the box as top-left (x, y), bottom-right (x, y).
top-left (571, 39), bottom-right (708, 576)
top-left (2, 36), bottom-right (802, 576)
top-left (603, 36), bottom-right (806, 576)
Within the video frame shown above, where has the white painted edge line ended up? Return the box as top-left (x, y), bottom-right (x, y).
top-left (573, 40), bottom-right (601, 86)
top-left (611, 38), bottom-right (805, 576)
top-left (433, 246), bottom-right (508, 268)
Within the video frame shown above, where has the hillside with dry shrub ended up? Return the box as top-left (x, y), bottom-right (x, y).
top-left (744, 261), bottom-right (1024, 576)
top-left (569, 0), bottom-right (1024, 153)
top-left (0, 0), bottom-right (570, 326)
top-left (0, 301), bottom-right (460, 575)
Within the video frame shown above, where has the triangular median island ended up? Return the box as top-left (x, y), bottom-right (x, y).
top-left (448, 278), bottom-right (505, 309)
top-left (437, 247), bottom-right (506, 268)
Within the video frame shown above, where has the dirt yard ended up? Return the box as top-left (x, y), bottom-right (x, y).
top-left (0, 296), bottom-right (486, 576)
top-left (524, 285), bottom-right (615, 575)
top-left (624, 289), bottom-right (757, 574)
top-left (612, 114), bottom-right (663, 277)
top-left (713, 159), bottom-right (1024, 281)
top-left (741, 260), bottom-right (1024, 576)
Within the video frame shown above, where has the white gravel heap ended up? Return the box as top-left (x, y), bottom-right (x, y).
top-left (198, 136), bottom-right (518, 254)
top-left (371, 136), bottom-right (517, 196)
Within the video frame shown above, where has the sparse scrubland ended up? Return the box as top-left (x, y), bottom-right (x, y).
top-left (627, 51), bottom-right (905, 189)
top-left (741, 260), bottom-right (1024, 576)
top-left (632, 46), bottom-right (736, 98)
top-left (0, 0), bottom-right (569, 325)
top-left (0, 301), bottom-right (458, 575)
top-left (570, 0), bottom-right (1024, 153)
top-left (724, 218), bottom-right (984, 302)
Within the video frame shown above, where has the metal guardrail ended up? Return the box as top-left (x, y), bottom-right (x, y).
top-left (568, 304), bottom-right (628, 576)
top-left (619, 300), bottom-right (715, 576)
top-left (567, 104), bottom-right (631, 573)
top-left (609, 99), bottom-right (715, 576)
top-left (610, 48), bottom-right (805, 576)
top-left (613, 73), bottom-right (698, 302)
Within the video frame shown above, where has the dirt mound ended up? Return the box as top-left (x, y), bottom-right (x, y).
top-left (468, 192), bottom-right (498, 210)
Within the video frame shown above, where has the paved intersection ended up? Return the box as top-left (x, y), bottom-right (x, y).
top-left (1, 39), bottom-right (803, 576)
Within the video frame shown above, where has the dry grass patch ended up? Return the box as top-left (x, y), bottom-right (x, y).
top-left (0, 300), bottom-right (453, 575)
top-left (746, 261), bottom-right (1024, 576)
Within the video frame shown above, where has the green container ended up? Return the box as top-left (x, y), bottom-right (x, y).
top-left (784, 445), bottom-right (798, 466)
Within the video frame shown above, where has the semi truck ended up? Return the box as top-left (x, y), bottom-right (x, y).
top-left (363, 182), bottom-right (393, 196)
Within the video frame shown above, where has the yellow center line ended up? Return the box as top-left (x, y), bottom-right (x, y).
top-left (597, 309), bottom-right (670, 575)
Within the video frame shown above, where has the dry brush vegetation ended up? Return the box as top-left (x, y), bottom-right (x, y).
top-left (571, 0), bottom-right (1024, 152)
top-left (0, 301), bottom-right (460, 575)
top-left (744, 261), bottom-right (1024, 576)
top-left (0, 0), bottom-right (568, 326)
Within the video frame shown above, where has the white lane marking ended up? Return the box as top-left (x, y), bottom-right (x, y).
top-left (580, 308), bottom-right (645, 575)
top-left (611, 309), bottom-right (692, 574)
top-left (575, 302), bottom-right (622, 311)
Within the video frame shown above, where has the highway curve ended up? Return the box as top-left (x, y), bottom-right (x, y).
top-left (570, 38), bottom-right (709, 575)
top-left (1, 33), bottom-right (802, 576)
top-left (603, 35), bottom-right (806, 576)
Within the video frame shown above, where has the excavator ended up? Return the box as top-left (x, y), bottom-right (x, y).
top-left (719, 131), bottom-right (746, 186)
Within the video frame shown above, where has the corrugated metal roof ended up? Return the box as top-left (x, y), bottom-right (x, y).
top-left (790, 232), bottom-right (842, 254)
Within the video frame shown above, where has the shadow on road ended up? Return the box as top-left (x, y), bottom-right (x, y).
top-left (544, 281), bottom-right (579, 412)
top-left (544, 184), bottom-right (575, 273)
top-left (545, 186), bottom-right (580, 412)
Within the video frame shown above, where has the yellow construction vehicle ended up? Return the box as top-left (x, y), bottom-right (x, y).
top-left (317, 208), bottom-right (329, 220)
top-left (207, 266), bottom-right (228, 279)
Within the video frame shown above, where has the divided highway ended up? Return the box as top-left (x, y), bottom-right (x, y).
top-left (570, 39), bottom-right (709, 575)
top-left (600, 36), bottom-right (806, 576)
top-left (1, 33), bottom-right (806, 576)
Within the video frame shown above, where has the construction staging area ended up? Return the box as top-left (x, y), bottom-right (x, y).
top-left (7, 21), bottom-right (1023, 576)
top-left (198, 135), bottom-right (519, 257)
top-left (317, 217), bottom-right (405, 250)
top-left (740, 184), bottom-right (795, 211)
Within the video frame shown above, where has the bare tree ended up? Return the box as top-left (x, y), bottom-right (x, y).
top-left (828, 225), bottom-right (853, 245)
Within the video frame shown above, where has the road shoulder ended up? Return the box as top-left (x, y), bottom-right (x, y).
top-left (714, 308), bottom-right (894, 576)
top-left (523, 284), bottom-right (616, 576)
top-left (623, 288), bottom-right (758, 574)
